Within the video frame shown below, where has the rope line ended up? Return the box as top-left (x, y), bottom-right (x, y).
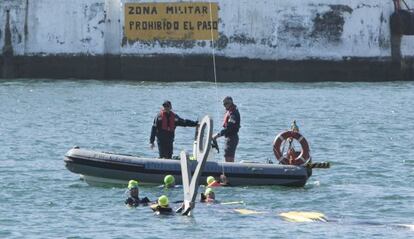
top-left (209, 2), bottom-right (225, 175)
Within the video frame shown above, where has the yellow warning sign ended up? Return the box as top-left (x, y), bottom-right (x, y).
top-left (125, 2), bottom-right (219, 41)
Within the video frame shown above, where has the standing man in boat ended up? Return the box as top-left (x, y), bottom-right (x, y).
top-left (213, 96), bottom-right (241, 162)
top-left (150, 100), bottom-right (198, 159)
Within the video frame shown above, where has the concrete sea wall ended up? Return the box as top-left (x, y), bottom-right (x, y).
top-left (1, 0), bottom-right (413, 81)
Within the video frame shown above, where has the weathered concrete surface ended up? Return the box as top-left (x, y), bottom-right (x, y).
top-left (1, 0), bottom-right (413, 81)
top-left (2, 9), bottom-right (14, 78)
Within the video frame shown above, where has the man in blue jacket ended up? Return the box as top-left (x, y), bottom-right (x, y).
top-left (213, 96), bottom-right (241, 162)
top-left (150, 100), bottom-right (198, 159)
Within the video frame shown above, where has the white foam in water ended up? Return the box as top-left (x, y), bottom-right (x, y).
top-left (307, 181), bottom-right (320, 187)
top-left (304, 180), bottom-right (320, 189)
top-left (396, 224), bottom-right (414, 231)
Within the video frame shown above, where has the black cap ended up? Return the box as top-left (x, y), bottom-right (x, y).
top-left (162, 100), bottom-right (172, 107)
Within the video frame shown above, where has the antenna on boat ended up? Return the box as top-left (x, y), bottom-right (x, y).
top-left (177, 115), bottom-right (213, 216)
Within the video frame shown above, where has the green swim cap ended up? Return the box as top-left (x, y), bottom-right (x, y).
top-left (158, 195), bottom-right (169, 207)
top-left (207, 176), bottom-right (215, 185)
top-left (128, 180), bottom-right (139, 189)
top-left (205, 188), bottom-right (214, 195)
top-left (164, 175), bottom-right (175, 186)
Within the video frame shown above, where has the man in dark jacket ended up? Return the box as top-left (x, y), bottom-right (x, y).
top-left (150, 100), bottom-right (198, 159)
top-left (213, 96), bottom-right (241, 162)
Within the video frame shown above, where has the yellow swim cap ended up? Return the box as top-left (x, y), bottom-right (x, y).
top-left (164, 175), bottom-right (175, 186)
top-left (128, 180), bottom-right (139, 189)
top-left (205, 188), bottom-right (214, 195)
top-left (207, 176), bottom-right (215, 185)
top-left (158, 195), bottom-right (169, 207)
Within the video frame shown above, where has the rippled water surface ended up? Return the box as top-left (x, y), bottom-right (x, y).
top-left (0, 79), bottom-right (413, 238)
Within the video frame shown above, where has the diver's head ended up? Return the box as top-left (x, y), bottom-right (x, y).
top-left (164, 175), bottom-right (175, 188)
top-left (158, 195), bottom-right (169, 208)
top-left (219, 174), bottom-right (228, 184)
top-left (206, 176), bottom-right (215, 185)
top-left (204, 188), bottom-right (215, 200)
top-left (128, 180), bottom-right (139, 197)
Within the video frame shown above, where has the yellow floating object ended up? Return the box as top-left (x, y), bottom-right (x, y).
top-left (234, 209), bottom-right (265, 215)
top-left (279, 211), bottom-right (327, 222)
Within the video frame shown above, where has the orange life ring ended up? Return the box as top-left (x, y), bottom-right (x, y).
top-left (273, 131), bottom-right (310, 165)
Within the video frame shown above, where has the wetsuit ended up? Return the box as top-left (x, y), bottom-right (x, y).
top-left (150, 110), bottom-right (198, 159)
top-left (150, 204), bottom-right (173, 215)
top-left (125, 196), bottom-right (150, 207)
top-left (217, 105), bottom-right (241, 159)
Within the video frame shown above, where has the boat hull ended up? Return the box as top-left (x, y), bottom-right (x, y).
top-left (64, 148), bottom-right (311, 187)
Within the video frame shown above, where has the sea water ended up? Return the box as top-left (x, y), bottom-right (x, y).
top-left (0, 79), bottom-right (413, 238)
